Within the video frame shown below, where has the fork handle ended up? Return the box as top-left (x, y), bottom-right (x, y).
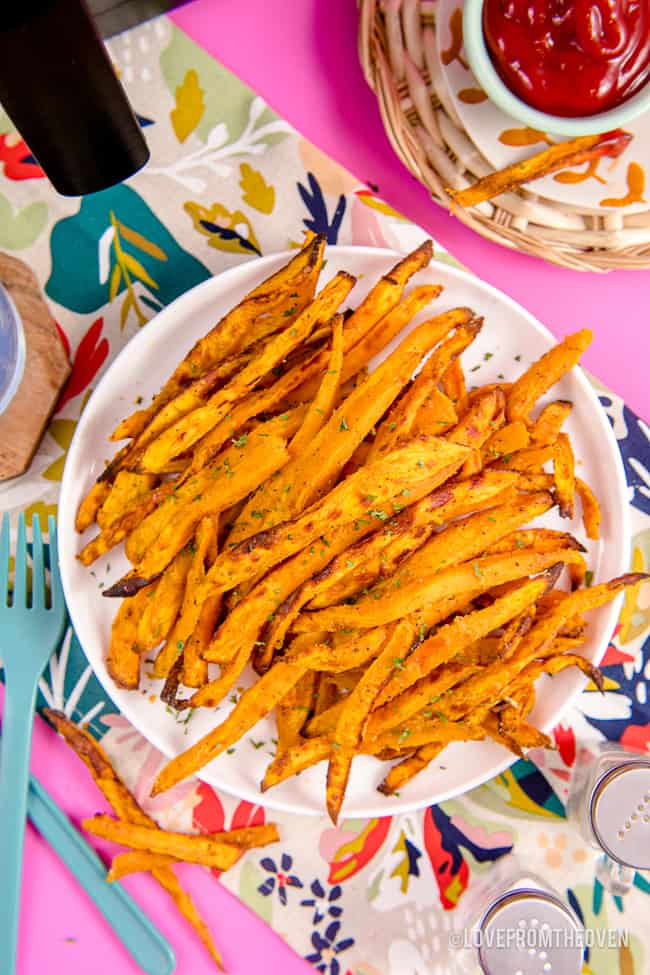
top-left (0, 673), bottom-right (38, 975)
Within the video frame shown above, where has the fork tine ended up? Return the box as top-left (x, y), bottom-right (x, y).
top-left (12, 514), bottom-right (27, 607)
top-left (0, 514), bottom-right (9, 606)
top-left (30, 515), bottom-right (45, 610)
top-left (47, 515), bottom-right (64, 612)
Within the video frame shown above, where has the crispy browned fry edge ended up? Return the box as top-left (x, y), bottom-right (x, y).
top-left (104, 234), bottom-right (326, 450)
top-left (43, 710), bottom-right (225, 969)
top-left (448, 130), bottom-right (633, 207)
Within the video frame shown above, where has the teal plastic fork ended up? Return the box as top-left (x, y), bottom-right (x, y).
top-left (0, 513), bottom-right (67, 975)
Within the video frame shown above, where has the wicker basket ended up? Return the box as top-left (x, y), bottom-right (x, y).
top-left (358, 0), bottom-right (650, 271)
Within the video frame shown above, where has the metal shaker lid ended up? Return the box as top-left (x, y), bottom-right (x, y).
top-left (478, 888), bottom-right (583, 975)
top-left (0, 282), bottom-right (25, 416)
top-left (590, 760), bottom-right (650, 870)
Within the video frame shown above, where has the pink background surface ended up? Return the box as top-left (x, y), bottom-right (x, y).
top-left (14, 1), bottom-right (650, 973)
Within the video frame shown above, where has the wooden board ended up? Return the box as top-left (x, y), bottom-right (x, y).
top-left (0, 253), bottom-right (70, 481)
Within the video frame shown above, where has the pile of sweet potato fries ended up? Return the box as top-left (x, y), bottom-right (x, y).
top-left (74, 234), bottom-right (646, 825)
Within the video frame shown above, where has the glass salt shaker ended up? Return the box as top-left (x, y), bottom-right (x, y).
top-left (449, 855), bottom-right (585, 975)
top-left (565, 743), bottom-right (650, 896)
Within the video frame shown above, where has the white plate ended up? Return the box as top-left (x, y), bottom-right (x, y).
top-left (437, 0), bottom-right (650, 215)
top-left (59, 247), bottom-right (629, 818)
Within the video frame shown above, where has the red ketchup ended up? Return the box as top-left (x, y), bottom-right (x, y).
top-left (483, 0), bottom-right (650, 116)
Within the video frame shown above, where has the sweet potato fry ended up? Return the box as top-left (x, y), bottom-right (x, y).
top-left (576, 477), bottom-right (601, 540)
top-left (323, 285), bottom-right (442, 394)
top-left (108, 851), bottom-right (179, 881)
top-left (97, 472), bottom-right (159, 530)
top-left (229, 309), bottom-right (474, 544)
top-left (44, 711), bottom-right (225, 969)
top-left (75, 481), bottom-right (111, 533)
top-left (374, 572), bottom-right (554, 708)
top-left (553, 433), bottom-right (576, 519)
top-left (137, 546), bottom-right (194, 653)
top-left (107, 822), bottom-right (279, 880)
top-left (304, 697), bottom-right (347, 738)
top-left (490, 445), bottom-right (554, 472)
top-left (327, 621), bottom-right (415, 821)
top-left (313, 674), bottom-right (339, 718)
top-left (151, 516), bottom-right (218, 685)
top-left (447, 388), bottom-right (504, 450)
top-left (140, 273), bottom-right (355, 473)
top-left (289, 244), bottom-right (436, 404)
top-left (484, 528), bottom-right (586, 557)
top-left (367, 662), bottom-right (478, 739)
top-left (263, 476), bottom-right (455, 654)
top-left (301, 501), bottom-right (568, 634)
top-left (514, 573), bottom-right (648, 665)
top-left (107, 584), bottom-right (155, 689)
top-left (261, 736), bottom-right (330, 791)
top-left (481, 421), bottom-right (530, 463)
top-left (373, 715), bottom-right (487, 756)
top-left (152, 654), bottom-right (328, 795)
top-left (111, 235), bottom-right (326, 445)
top-left (306, 471), bottom-right (519, 611)
top-left (195, 437), bottom-right (469, 603)
top-left (77, 482), bottom-right (176, 567)
top-left (362, 490), bottom-right (553, 603)
top-left (440, 358), bottom-right (467, 411)
top-left (530, 401), bottom-right (572, 445)
top-left (108, 434), bottom-right (289, 585)
top-left (377, 742), bottom-right (445, 795)
top-left (412, 388), bottom-right (458, 436)
top-left (448, 130), bottom-right (633, 207)
top-left (276, 671), bottom-right (317, 750)
top-left (436, 580), bottom-right (642, 718)
top-left (290, 316), bottom-right (344, 456)
top-left (83, 815), bottom-right (243, 870)
top-left (368, 317), bottom-right (483, 462)
top-left (507, 330), bottom-right (592, 423)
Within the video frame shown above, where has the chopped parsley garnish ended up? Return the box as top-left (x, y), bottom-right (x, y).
top-left (231, 433), bottom-right (248, 448)
top-left (370, 510), bottom-right (388, 521)
top-left (585, 570), bottom-right (594, 587)
top-left (339, 417), bottom-right (349, 431)
top-left (392, 657), bottom-right (405, 670)
top-left (473, 561), bottom-right (484, 580)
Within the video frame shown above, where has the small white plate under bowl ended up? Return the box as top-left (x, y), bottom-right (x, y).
top-left (437, 0), bottom-right (650, 215)
top-left (59, 247), bottom-right (629, 818)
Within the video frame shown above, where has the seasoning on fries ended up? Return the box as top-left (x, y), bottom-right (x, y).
top-left (72, 237), bottom-right (648, 823)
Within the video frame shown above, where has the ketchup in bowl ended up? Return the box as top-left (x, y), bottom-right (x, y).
top-left (483, 0), bottom-right (650, 117)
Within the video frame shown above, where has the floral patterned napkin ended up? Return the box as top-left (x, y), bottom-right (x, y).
top-left (1, 15), bottom-right (649, 975)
